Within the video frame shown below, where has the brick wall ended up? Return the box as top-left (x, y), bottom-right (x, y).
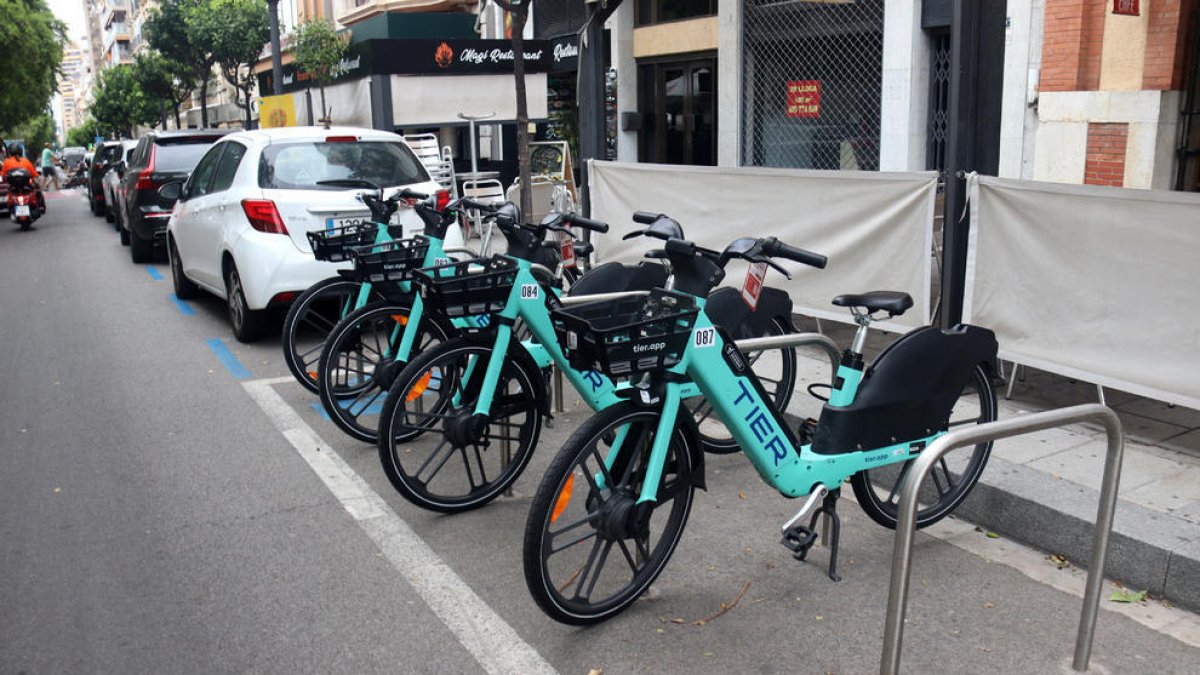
top-left (1143, 0), bottom-right (1199, 90)
top-left (1085, 122), bottom-right (1129, 186)
top-left (1041, 0), bottom-right (1107, 91)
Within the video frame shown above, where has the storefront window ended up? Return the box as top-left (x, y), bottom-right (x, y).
top-left (741, 0), bottom-right (883, 170)
top-left (636, 0), bottom-right (717, 26)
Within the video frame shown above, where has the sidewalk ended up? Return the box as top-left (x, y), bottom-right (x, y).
top-left (791, 320), bottom-right (1200, 612)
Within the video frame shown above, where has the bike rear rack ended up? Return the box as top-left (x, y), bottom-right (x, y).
top-left (879, 403), bottom-right (1124, 674)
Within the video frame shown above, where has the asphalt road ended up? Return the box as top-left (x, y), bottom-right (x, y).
top-left (2, 191), bottom-right (1198, 674)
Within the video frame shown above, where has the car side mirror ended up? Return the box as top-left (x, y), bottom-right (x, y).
top-left (158, 181), bottom-right (183, 202)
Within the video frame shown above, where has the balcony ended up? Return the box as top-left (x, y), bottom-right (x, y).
top-left (102, 0), bottom-right (128, 28)
top-left (335, 0), bottom-right (475, 29)
top-left (103, 22), bottom-right (131, 50)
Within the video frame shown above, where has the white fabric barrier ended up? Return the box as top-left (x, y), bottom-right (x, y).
top-left (587, 160), bottom-right (938, 331)
top-left (965, 175), bottom-right (1200, 409)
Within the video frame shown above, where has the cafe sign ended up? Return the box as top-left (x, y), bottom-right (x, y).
top-left (1113, 0), bottom-right (1138, 15)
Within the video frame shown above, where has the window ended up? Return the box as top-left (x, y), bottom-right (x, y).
top-left (186, 144), bottom-right (225, 199)
top-left (258, 141), bottom-right (428, 190)
top-left (209, 142), bottom-right (247, 193)
top-left (154, 140), bottom-right (219, 173)
top-left (636, 0), bottom-right (717, 26)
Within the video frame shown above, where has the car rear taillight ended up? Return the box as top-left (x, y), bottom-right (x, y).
top-left (269, 291), bottom-right (299, 305)
top-left (241, 199), bottom-right (289, 235)
top-left (436, 189), bottom-right (450, 211)
top-left (325, 135), bottom-right (357, 143)
top-left (137, 145), bottom-right (159, 191)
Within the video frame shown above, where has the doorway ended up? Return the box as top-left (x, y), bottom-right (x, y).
top-left (638, 56), bottom-right (717, 165)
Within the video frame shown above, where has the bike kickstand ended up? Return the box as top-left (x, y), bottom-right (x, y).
top-left (780, 488), bottom-right (843, 582)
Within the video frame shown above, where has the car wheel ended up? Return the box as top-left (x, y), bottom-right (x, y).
top-left (225, 263), bottom-right (268, 343)
top-left (130, 231), bottom-right (154, 263)
top-left (104, 201), bottom-right (114, 223)
top-left (119, 216), bottom-right (130, 246)
top-left (168, 236), bottom-right (199, 300)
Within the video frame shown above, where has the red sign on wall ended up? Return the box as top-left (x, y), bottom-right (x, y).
top-left (1113, 0), bottom-right (1139, 16)
top-left (786, 80), bottom-right (821, 119)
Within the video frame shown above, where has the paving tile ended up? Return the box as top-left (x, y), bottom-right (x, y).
top-left (1124, 470), bottom-right (1200, 513)
top-left (1027, 440), bottom-right (1187, 495)
top-left (1175, 501), bottom-right (1200, 526)
top-left (989, 425), bottom-right (1094, 465)
top-left (1115, 396), bottom-right (1200, 429)
top-left (1161, 429), bottom-right (1200, 460)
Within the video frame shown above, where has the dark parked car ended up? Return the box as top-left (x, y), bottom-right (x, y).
top-left (118, 129), bottom-right (234, 263)
top-left (87, 141), bottom-right (123, 216)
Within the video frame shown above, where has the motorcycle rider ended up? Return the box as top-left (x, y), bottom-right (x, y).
top-left (2, 144), bottom-right (46, 210)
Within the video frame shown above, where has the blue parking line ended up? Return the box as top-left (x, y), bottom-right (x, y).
top-left (311, 402), bottom-right (331, 421)
top-left (310, 399), bottom-right (384, 421)
top-left (146, 266), bottom-right (163, 280)
top-left (206, 338), bottom-right (252, 380)
top-left (171, 295), bottom-right (195, 316)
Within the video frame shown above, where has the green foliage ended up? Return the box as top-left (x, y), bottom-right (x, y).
top-left (133, 50), bottom-right (191, 110)
top-left (290, 19), bottom-right (348, 88)
top-left (3, 112), bottom-right (56, 150)
top-left (91, 65), bottom-right (158, 138)
top-left (66, 118), bottom-right (99, 148)
top-left (198, 0), bottom-right (269, 122)
top-left (0, 0), bottom-right (67, 130)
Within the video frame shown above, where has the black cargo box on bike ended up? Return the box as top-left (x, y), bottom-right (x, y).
top-left (811, 324), bottom-right (998, 454)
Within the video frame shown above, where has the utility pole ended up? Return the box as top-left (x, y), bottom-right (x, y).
top-left (267, 0), bottom-right (284, 96)
top-left (577, 0), bottom-right (623, 217)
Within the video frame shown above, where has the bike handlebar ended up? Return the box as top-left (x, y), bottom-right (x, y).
top-left (762, 238), bottom-right (827, 269)
top-left (632, 211), bottom-right (662, 225)
top-left (562, 214), bottom-right (609, 233)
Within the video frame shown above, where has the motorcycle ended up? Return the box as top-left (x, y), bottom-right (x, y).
top-left (5, 168), bottom-right (44, 231)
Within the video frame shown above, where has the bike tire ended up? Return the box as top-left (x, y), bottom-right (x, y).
top-left (523, 401), bottom-right (696, 625)
top-left (850, 364), bottom-right (997, 529)
top-left (690, 316), bottom-right (798, 454)
top-left (317, 301), bottom-right (451, 443)
top-left (377, 338), bottom-right (543, 513)
top-left (282, 277), bottom-right (382, 394)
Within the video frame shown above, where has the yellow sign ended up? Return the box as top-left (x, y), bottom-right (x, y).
top-left (258, 94), bottom-right (297, 129)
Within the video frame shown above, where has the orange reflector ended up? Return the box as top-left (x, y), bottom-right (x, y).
top-left (550, 474), bottom-right (575, 523)
top-left (405, 371), bottom-right (433, 402)
top-left (391, 314), bottom-right (409, 326)
top-left (307, 370), bottom-right (319, 379)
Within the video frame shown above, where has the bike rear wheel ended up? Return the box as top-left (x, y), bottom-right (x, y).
top-left (378, 339), bottom-right (542, 512)
top-left (689, 316), bottom-right (798, 454)
top-left (523, 402), bottom-right (696, 625)
top-left (850, 364), bottom-right (997, 529)
top-left (318, 301), bottom-right (450, 443)
top-left (282, 277), bottom-right (381, 394)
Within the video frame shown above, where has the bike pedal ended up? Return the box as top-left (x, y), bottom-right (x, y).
top-left (780, 525), bottom-right (819, 561)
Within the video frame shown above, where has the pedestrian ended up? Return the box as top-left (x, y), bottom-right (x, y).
top-left (40, 143), bottom-right (59, 191)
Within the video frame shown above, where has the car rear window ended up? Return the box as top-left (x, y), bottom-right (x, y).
top-left (258, 141), bottom-right (429, 190)
top-left (154, 141), bottom-right (218, 173)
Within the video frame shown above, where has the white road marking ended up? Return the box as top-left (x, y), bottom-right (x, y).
top-left (242, 377), bottom-right (557, 675)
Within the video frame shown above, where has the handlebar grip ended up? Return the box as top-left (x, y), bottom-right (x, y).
top-left (767, 239), bottom-right (827, 269)
top-left (459, 198), bottom-right (496, 212)
top-left (396, 188), bottom-right (429, 201)
top-left (563, 214), bottom-right (609, 233)
top-left (632, 211), bottom-right (661, 225)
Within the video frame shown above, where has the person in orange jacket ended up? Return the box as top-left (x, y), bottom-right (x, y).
top-left (2, 144), bottom-right (45, 210)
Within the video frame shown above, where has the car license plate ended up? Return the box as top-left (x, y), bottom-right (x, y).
top-left (14, 205), bottom-right (30, 217)
top-left (326, 216), bottom-right (365, 232)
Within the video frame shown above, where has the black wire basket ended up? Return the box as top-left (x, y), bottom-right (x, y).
top-left (348, 237), bottom-right (431, 283)
top-left (414, 255), bottom-right (519, 318)
top-left (307, 222), bottom-right (379, 262)
top-left (552, 288), bottom-right (699, 377)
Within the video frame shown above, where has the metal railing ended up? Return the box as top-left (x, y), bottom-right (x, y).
top-left (879, 403), bottom-right (1125, 674)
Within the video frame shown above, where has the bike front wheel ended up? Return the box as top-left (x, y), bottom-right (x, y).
top-left (523, 402), bottom-right (697, 625)
top-left (850, 364), bottom-right (997, 529)
top-left (377, 339), bottom-right (543, 513)
top-left (282, 277), bottom-right (382, 394)
top-left (318, 301), bottom-right (450, 443)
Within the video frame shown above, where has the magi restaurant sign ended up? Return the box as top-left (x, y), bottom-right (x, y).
top-left (786, 80), bottom-right (821, 118)
top-left (259, 37), bottom-right (573, 94)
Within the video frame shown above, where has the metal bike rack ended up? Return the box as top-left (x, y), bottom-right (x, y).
top-left (879, 403), bottom-right (1124, 675)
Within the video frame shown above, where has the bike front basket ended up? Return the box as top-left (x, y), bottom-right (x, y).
top-left (552, 288), bottom-right (699, 377)
top-left (348, 237), bottom-right (431, 283)
top-left (307, 222), bottom-right (379, 262)
top-left (414, 255), bottom-right (519, 318)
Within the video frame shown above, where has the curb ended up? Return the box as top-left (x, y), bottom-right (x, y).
top-left (955, 456), bottom-right (1200, 611)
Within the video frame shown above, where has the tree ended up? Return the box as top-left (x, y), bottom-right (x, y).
top-left (3, 111), bottom-right (56, 150)
top-left (490, 0), bottom-right (532, 220)
top-left (181, 0), bottom-right (221, 127)
top-left (66, 117), bottom-right (99, 148)
top-left (144, 0), bottom-right (205, 126)
top-left (91, 65), bottom-right (157, 138)
top-left (289, 18), bottom-right (348, 125)
top-left (190, 0), bottom-right (268, 129)
top-left (133, 50), bottom-right (193, 129)
top-left (0, 0), bottom-right (67, 131)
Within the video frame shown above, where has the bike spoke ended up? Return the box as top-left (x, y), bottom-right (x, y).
top-left (581, 541), bottom-right (614, 601)
top-left (414, 439), bottom-right (455, 482)
top-left (615, 538), bottom-right (640, 574)
top-left (549, 526), bottom-right (598, 556)
top-left (572, 538), bottom-right (606, 601)
top-left (884, 461), bottom-right (915, 506)
top-left (347, 387), bottom-right (383, 416)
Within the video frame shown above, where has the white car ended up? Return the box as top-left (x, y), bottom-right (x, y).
top-left (166, 126), bottom-right (453, 342)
